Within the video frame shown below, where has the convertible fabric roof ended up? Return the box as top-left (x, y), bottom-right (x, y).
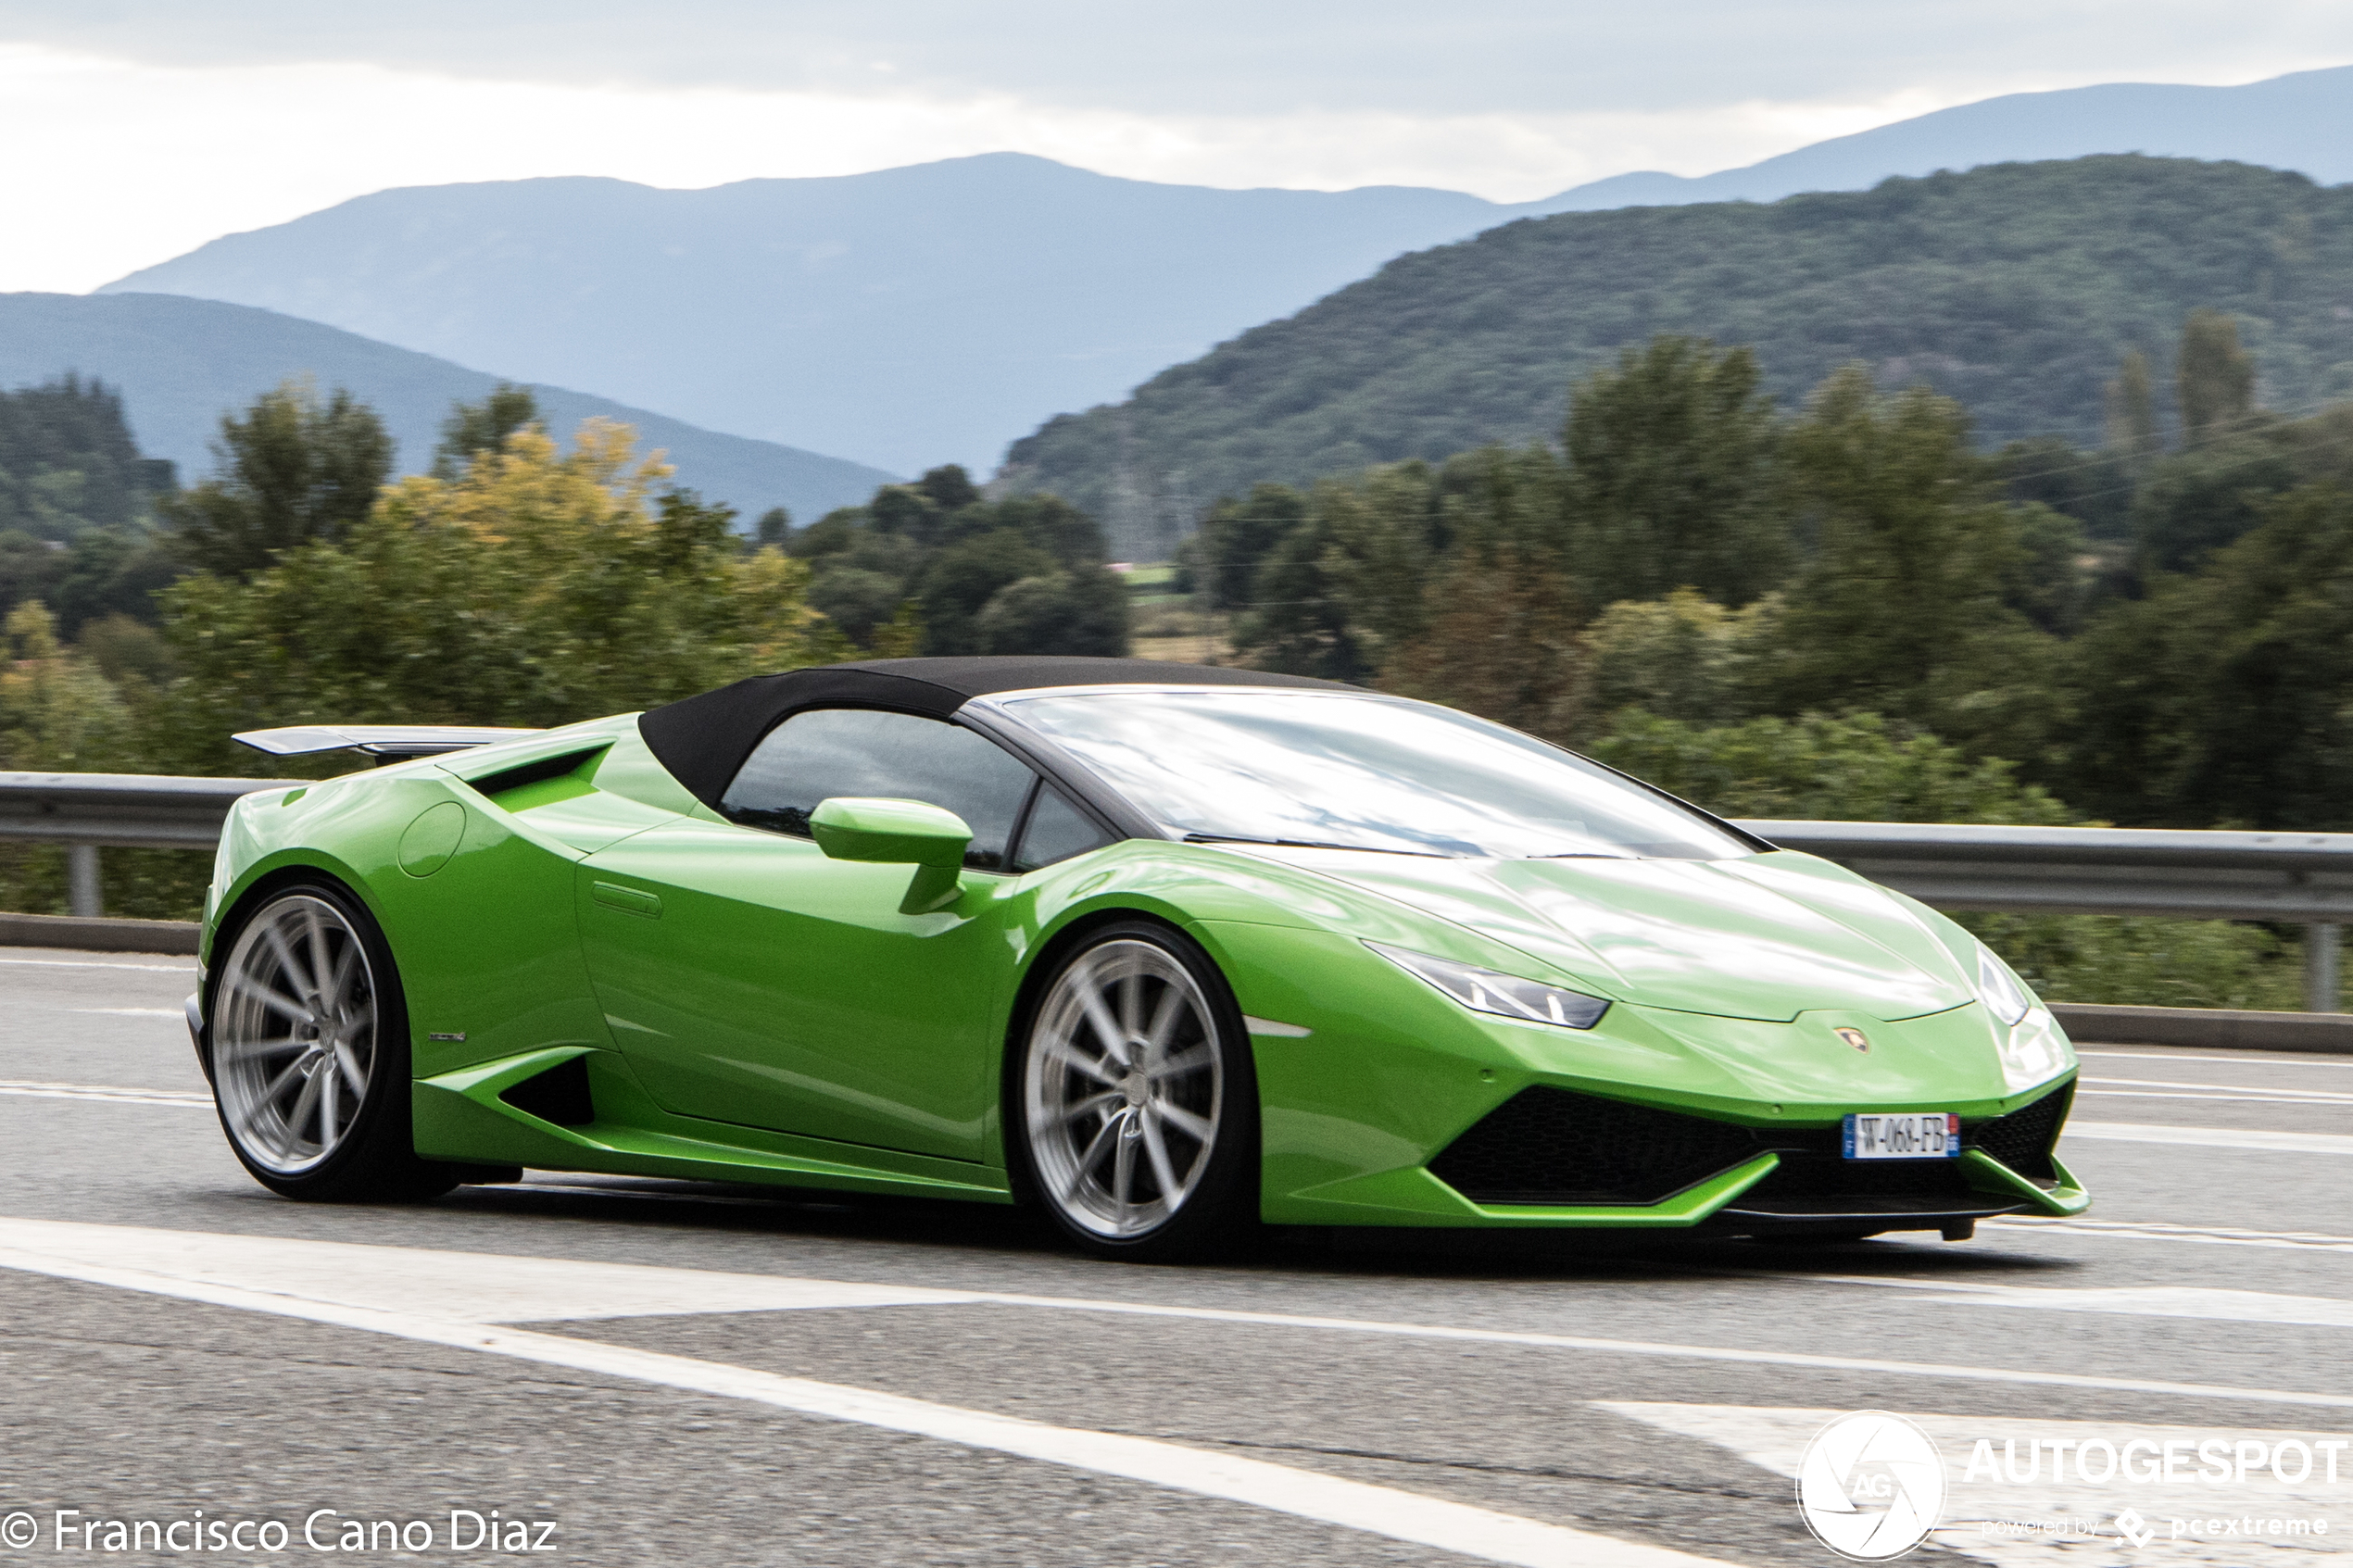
top-left (637, 656), bottom-right (1348, 809)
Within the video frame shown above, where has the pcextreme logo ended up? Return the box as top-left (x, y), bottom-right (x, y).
top-left (1797, 1411), bottom-right (1947, 1560)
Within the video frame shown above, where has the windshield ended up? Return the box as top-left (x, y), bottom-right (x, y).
top-left (999, 689), bottom-right (1754, 859)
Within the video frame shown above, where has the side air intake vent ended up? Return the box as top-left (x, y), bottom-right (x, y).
top-left (499, 1056), bottom-right (597, 1127)
top-left (465, 746), bottom-right (610, 801)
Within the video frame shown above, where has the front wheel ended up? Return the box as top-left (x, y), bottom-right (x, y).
top-left (1012, 922), bottom-right (1258, 1262)
top-left (208, 880), bottom-right (458, 1202)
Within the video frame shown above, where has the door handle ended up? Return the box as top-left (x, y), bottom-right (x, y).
top-left (592, 881), bottom-right (662, 919)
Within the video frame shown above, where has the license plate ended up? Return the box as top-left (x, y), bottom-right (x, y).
top-left (1843, 1112), bottom-right (1961, 1160)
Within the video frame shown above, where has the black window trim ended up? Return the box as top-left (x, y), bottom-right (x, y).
top-left (712, 700), bottom-right (1133, 872)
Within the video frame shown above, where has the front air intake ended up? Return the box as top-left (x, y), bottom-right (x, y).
top-left (1428, 1087), bottom-right (1762, 1206)
top-left (1966, 1082), bottom-right (2073, 1184)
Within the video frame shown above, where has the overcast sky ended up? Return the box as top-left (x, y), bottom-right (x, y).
top-left (5, 1), bottom-right (2351, 291)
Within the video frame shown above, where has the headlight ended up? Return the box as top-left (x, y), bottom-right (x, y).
top-left (1367, 943), bottom-right (1610, 1029)
top-left (1977, 945), bottom-right (2033, 1028)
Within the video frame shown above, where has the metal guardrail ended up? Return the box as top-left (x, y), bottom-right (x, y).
top-left (0, 772), bottom-right (305, 921)
top-left (1731, 820), bottom-right (2350, 1010)
top-left (0, 774), bottom-right (2345, 1009)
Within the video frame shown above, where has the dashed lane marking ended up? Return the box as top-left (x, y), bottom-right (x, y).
top-left (2078, 1090), bottom-right (2353, 1106)
top-left (1994, 1216), bottom-right (2353, 1254)
top-left (0, 1079), bottom-right (208, 1107)
top-left (0, 957), bottom-right (195, 973)
top-left (2081, 1074), bottom-right (2353, 1101)
top-left (0, 1219), bottom-right (1731, 1568)
top-left (2066, 1121), bottom-right (2353, 1155)
top-left (1792, 1272), bottom-right (2353, 1329)
top-left (2078, 1049), bottom-right (2353, 1070)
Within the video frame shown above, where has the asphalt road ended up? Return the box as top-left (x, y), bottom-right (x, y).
top-left (2, 944), bottom-right (2349, 1567)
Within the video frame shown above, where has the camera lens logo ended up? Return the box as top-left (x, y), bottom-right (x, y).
top-left (1796, 1411), bottom-right (1945, 1561)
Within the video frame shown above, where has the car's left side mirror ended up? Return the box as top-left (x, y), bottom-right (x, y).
top-left (810, 797), bottom-right (974, 914)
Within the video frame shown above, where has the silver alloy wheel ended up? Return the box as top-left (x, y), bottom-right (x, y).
top-left (212, 893), bottom-right (377, 1175)
top-left (1024, 937), bottom-right (1225, 1239)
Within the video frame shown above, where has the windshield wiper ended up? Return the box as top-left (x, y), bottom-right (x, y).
top-left (1181, 833), bottom-right (1453, 858)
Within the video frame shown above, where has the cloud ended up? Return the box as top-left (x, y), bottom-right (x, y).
top-left (2, 0), bottom-right (2351, 114)
top-left (2, 3), bottom-right (2349, 293)
top-left (0, 42), bottom-right (1955, 293)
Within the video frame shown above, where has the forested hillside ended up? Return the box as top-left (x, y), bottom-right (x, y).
top-left (1001, 157), bottom-right (2353, 558)
top-left (0, 377), bottom-right (173, 538)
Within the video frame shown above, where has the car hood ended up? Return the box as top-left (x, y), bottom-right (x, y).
top-left (1252, 847), bottom-right (1976, 1024)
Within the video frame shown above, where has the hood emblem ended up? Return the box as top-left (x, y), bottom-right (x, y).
top-left (1833, 1026), bottom-right (1870, 1053)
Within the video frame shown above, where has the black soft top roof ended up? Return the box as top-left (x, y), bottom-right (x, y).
top-left (638, 656), bottom-right (1348, 809)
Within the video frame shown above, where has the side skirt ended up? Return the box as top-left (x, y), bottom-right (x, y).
top-left (412, 1046), bottom-right (1014, 1204)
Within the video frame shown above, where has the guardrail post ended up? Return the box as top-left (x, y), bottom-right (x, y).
top-left (2307, 922), bottom-right (2341, 1014)
top-left (67, 843), bottom-right (101, 919)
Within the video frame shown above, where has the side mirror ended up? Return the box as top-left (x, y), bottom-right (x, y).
top-left (810, 797), bottom-right (973, 913)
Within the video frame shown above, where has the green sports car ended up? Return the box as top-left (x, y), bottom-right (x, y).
top-left (191, 656), bottom-right (2088, 1260)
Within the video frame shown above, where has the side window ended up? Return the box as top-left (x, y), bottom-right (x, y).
top-left (1013, 787), bottom-right (1114, 872)
top-left (720, 709), bottom-right (1038, 872)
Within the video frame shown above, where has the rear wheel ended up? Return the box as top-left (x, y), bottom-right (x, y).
top-left (1013, 922), bottom-right (1257, 1261)
top-left (208, 881), bottom-right (457, 1202)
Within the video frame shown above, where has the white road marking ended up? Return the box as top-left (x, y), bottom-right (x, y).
top-left (0, 1218), bottom-right (967, 1322)
top-left (2079, 1049), bottom-right (2353, 1070)
top-left (1796, 1272), bottom-right (2353, 1329)
top-left (1994, 1217), bottom-right (2353, 1255)
top-left (0, 1080), bottom-right (208, 1107)
top-left (0, 957), bottom-right (195, 973)
top-left (4, 1219), bottom-right (2351, 1412)
top-left (2082, 1075), bottom-right (2353, 1101)
top-left (1603, 1403), bottom-right (2349, 1568)
top-left (2078, 1090), bottom-right (2353, 1106)
top-left (72, 1007), bottom-right (186, 1019)
top-left (0, 1221), bottom-right (1730, 1568)
top-left (2066, 1122), bottom-right (2353, 1155)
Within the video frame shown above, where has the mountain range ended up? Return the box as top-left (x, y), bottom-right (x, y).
top-left (96, 64), bottom-right (2353, 484)
top-left (0, 293), bottom-right (894, 521)
top-left (1000, 157), bottom-right (2353, 558)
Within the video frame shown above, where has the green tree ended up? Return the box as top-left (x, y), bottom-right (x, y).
top-left (1379, 542), bottom-right (1581, 741)
top-left (0, 375), bottom-right (174, 539)
top-left (916, 464), bottom-right (982, 512)
top-left (1228, 519), bottom-right (1365, 681)
top-left (151, 421), bottom-right (839, 767)
top-left (2070, 483), bottom-right (2353, 829)
top-left (1588, 709), bottom-right (2077, 825)
top-left (1582, 587), bottom-right (1773, 724)
top-left (976, 570), bottom-right (1132, 657)
top-left (162, 381), bottom-right (393, 579)
top-left (1193, 483), bottom-right (1308, 610)
top-left (915, 530), bottom-right (1059, 656)
top-left (2176, 309), bottom-right (2258, 441)
top-left (1757, 367), bottom-right (2064, 761)
top-left (1562, 336), bottom-right (1792, 608)
top-left (2102, 349), bottom-right (2159, 461)
top-left (2131, 436), bottom-right (2298, 575)
top-left (753, 507), bottom-right (792, 547)
top-left (430, 383), bottom-right (539, 480)
top-left (807, 566), bottom-right (906, 645)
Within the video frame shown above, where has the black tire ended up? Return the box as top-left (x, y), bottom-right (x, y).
top-left (1007, 919), bottom-right (1259, 1262)
top-left (205, 877), bottom-right (459, 1202)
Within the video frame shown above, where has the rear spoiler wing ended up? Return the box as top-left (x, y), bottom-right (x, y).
top-left (233, 725), bottom-right (545, 759)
